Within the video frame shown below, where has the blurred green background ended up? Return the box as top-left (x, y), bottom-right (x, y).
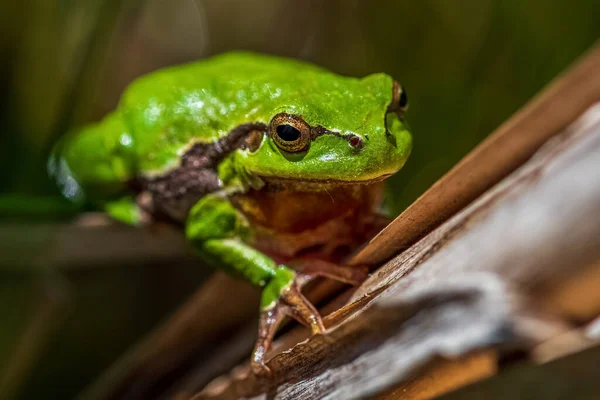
top-left (0, 0), bottom-right (598, 399)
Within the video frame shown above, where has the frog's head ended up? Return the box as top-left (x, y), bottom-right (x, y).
top-left (236, 72), bottom-right (412, 185)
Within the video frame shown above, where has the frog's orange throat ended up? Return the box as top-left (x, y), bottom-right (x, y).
top-left (231, 179), bottom-right (388, 264)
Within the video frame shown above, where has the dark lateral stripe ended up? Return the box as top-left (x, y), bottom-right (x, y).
top-left (182, 122), bottom-right (269, 169)
top-left (134, 122), bottom-right (268, 221)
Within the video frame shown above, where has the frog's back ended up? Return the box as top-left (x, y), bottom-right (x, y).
top-left (52, 52), bottom-right (354, 204)
top-left (120, 52), bottom-right (330, 174)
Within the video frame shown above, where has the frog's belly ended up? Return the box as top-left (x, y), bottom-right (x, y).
top-left (231, 181), bottom-right (386, 262)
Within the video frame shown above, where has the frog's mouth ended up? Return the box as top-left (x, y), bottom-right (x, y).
top-left (257, 173), bottom-right (392, 192)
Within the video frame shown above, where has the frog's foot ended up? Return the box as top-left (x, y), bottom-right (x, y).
top-left (291, 259), bottom-right (370, 286)
top-left (251, 270), bottom-right (325, 375)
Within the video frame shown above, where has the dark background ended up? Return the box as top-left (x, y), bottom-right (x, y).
top-left (0, 1), bottom-right (598, 398)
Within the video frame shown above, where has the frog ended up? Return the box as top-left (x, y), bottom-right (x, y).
top-left (48, 51), bottom-right (412, 374)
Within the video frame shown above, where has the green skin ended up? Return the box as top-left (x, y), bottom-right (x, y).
top-left (49, 51), bottom-right (411, 345)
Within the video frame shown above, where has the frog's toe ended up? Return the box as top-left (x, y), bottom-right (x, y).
top-left (251, 335), bottom-right (274, 377)
top-left (292, 259), bottom-right (370, 286)
top-left (251, 306), bottom-right (282, 375)
top-left (251, 361), bottom-right (271, 377)
top-left (279, 283), bottom-right (326, 335)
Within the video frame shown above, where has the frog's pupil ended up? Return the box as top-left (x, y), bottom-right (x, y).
top-left (399, 89), bottom-right (408, 108)
top-left (276, 124), bottom-right (301, 141)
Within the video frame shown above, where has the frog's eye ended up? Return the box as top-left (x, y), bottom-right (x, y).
top-left (270, 113), bottom-right (311, 152)
top-left (388, 81), bottom-right (408, 116)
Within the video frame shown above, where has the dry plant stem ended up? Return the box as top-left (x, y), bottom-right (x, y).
top-left (372, 351), bottom-right (497, 400)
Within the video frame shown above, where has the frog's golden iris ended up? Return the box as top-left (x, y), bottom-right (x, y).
top-left (269, 113), bottom-right (311, 153)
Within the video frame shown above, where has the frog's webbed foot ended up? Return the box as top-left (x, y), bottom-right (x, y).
top-left (251, 277), bottom-right (325, 376)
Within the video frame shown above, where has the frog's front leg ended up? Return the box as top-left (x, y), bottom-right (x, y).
top-left (252, 267), bottom-right (325, 374)
top-left (186, 194), bottom-right (325, 374)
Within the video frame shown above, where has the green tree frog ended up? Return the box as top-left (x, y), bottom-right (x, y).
top-left (48, 52), bottom-right (412, 373)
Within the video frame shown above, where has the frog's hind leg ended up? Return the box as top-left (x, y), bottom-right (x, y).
top-left (289, 258), bottom-right (370, 286)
